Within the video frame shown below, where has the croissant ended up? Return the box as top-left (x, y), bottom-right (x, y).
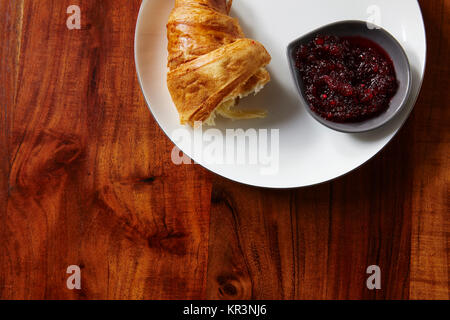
top-left (167, 0), bottom-right (271, 126)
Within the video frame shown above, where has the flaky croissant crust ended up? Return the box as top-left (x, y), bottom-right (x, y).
top-left (167, 0), bottom-right (241, 71)
top-left (167, 0), bottom-right (271, 125)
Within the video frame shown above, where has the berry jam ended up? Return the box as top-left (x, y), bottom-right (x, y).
top-left (295, 35), bottom-right (399, 123)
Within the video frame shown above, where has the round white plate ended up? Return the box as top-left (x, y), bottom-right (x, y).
top-left (135, 0), bottom-right (426, 188)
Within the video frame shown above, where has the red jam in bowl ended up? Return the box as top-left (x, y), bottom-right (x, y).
top-left (295, 35), bottom-right (399, 123)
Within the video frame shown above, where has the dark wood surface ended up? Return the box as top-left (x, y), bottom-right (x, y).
top-left (0, 0), bottom-right (448, 300)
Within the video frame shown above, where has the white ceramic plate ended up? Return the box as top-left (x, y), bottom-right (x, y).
top-left (135, 0), bottom-right (426, 188)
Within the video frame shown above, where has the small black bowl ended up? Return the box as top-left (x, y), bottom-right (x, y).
top-left (287, 20), bottom-right (412, 133)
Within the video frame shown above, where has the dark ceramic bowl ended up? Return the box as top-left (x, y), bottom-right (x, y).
top-left (287, 20), bottom-right (412, 133)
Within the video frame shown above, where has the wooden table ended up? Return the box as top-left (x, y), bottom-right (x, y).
top-left (0, 0), bottom-right (448, 300)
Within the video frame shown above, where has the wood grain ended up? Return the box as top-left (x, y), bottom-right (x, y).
top-left (0, 0), bottom-right (448, 300)
top-left (0, 0), bottom-right (212, 300)
top-left (409, 0), bottom-right (450, 300)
